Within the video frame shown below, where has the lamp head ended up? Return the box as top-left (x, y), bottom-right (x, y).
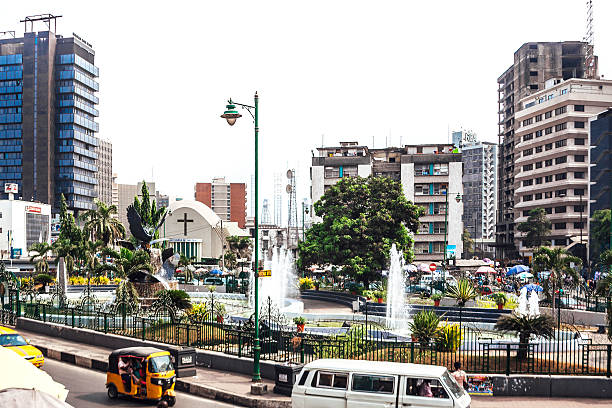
top-left (221, 101), bottom-right (242, 126)
top-left (455, 193), bottom-right (462, 203)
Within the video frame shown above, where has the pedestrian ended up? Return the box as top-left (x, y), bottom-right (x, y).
top-left (451, 362), bottom-right (468, 390)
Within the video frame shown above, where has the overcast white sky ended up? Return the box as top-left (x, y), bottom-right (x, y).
top-left (2, 0), bottom-right (610, 222)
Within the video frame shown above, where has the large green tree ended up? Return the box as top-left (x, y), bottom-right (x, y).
top-left (132, 181), bottom-right (166, 242)
top-left (517, 208), bottom-right (551, 248)
top-left (591, 209), bottom-right (611, 264)
top-left (297, 176), bottom-right (422, 287)
top-left (28, 242), bottom-right (54, 275)
top-left (79, 200), bottom-right (125, 246)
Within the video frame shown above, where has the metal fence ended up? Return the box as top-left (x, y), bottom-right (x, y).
top-left (8, 298), bottom-right (612, 377)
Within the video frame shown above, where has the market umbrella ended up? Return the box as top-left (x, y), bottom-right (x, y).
top-left (209, 269), bottom-right (223, 275)
top-left (507, 265), bottom-right (530, 276)
top-left (404, 264), bottom-right (418, 273)
top-left (521, 283), bottom-right (543, 292)
top-left (517, 272), bottom-right (534, 279)
top-left (483, 258), bottom-right (493, 264)
top-left (476, 266), bottom-right (496, 274)
top-left (418, 263), bottom-right (430, 272)
top-left (0, 347), bottom-right (69, 402)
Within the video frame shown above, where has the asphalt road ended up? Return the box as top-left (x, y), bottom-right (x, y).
top-left (42, 359), bottom-right (237, 408)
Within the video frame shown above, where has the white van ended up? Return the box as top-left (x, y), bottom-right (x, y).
top-left (292, 359), bottom-right (470, 408)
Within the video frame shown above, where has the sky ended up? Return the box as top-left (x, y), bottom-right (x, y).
top-left (2, 0), bottom-right (611, 223)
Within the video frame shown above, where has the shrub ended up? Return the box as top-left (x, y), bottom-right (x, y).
top-left (491, 292), bottom-right (508, 306)
top-left (431, 293), bottom-right (443, 301)
top-left (293, 316), bottom-right (307, 325)
top-left (373, 290), bottom-right (386, 300)
top-left (155, 289), bottom-right (193, 310)
top-left (435, 322), bottom-right (462, 352)
top-left (299, 277), bottom-right (314, 290)
top-left (34, 273), bottom-right (54, 286)
top-left (408, 310), bottom-right (441, 345)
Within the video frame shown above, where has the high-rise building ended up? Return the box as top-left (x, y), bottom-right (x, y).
top-left (514, 78), bottom-right (612, 257)
top-left (496, 41), bottom-right (595, 261)
top-left (95, 138), bottom-right (112, 206)
top-left (310, 142), bottom-right (463, 261)
top-left (194, 177), bottom-right (246, 228)
top-left (460, 138), bottom-right (498, 256)
top-left (589, 108), bottom-right (612, 216)
top-left (0, 16), bottom-right (100, 213)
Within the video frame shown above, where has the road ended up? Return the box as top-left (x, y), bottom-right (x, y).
top-left (42, 359), bottom-right (237, 408)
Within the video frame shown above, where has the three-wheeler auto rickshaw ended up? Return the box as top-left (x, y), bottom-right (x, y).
top-left (106, 347), bottom-right (176, 407)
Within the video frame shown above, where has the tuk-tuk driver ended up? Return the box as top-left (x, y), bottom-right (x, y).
top-left (118, 357), bottom-right (133, 391)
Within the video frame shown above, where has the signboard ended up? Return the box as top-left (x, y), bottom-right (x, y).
top-left (258, 269), bottom-right (272, 277)
top-left (11, 248), bottom-right (21, 258)
top-left (25, 206), bottom-right (41, 213)
top-left (467, 375), bottom-right (493, 396)
top-left (429, 263), bottom-right (437, 272)
top-left (4, 183), bottom-right (18, 193)
top-left (446, 244), bottom-right (457, 258)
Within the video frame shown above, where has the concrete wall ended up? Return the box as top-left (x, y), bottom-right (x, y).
top-left (489, 374), bottom-right (612, 398)
top-left (540, 307), bottom-right (607, 327)
top-left (401, 162), bottom-right (415, 200)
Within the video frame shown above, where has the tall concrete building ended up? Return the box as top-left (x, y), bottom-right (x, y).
top-left (514, 78), bottom-right (612, 257)
top-left (496, 41), bottom-right (595, 260)
top-left (0, 16), bottom-right (100, 213)
top-left (195, 178), bottom-right (247, 228)
top-left (310, 142), bottom-right (463, 261)
top-left (95, 138), bottom-right (112, 206)
top-left (589, 108), bottom-right (612, 216)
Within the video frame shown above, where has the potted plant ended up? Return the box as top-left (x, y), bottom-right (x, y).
top-left (431, 293), bottom-right (442, 307)
top-left (314, 280), bottom-right (320, 291)
top-left (491, 292), bottom-right (508, 310)
top-left (374, 290), bottom-right (385, 304)
top-left (293, 316), bottom-right (306, 333)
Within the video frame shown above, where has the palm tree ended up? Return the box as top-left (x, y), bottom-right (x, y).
top-left (99, 247), bottom-right (154, 279)
top-left (595, 249), bottom-right (612, 340)
top-left (408, 310), bottom-right (441, 346)
top-left (445, 279), bottom-right (478, 327)
top-left (28, 242), bottom-right (54, 275)
top-left (495, 313), bottom-right (555, 359)
top-left (79, 200), bottom-right (125, 246)
top-left (178, 255), bottom-right (194, 283)
top-left (53, 238), bottom-right (80, 276)
top-left (532, 247), bottom-right (582, 321)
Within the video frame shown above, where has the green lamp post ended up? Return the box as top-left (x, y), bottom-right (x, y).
top-left (442, 191), bottom-right (462, 290)
top-left (301, 201), bottom-right (309, 241)
top-left (221, 93), bottom-right (262, 383)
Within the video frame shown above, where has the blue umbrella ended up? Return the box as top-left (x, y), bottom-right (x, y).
top-left (507, 265), bottom-right (530, 276)
top-left (521, 283), bottom-right (543, 292)
top-left (210, 269), bottom-right (222, 275)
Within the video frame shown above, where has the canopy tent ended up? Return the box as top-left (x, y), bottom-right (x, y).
top-left (209, 268), bottom-right (223, 275)
top-left (517, 272), bottom-right (534, 279)
top-left (404, 264), bottom-right (418, 273)
top-left (507, 265), bottom-right (530, 276)
top-left (476, 266), bottom-right (496, 274)
top-left (521, 283), bottom-right (543, 292)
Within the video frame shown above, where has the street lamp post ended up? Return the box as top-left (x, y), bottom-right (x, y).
top-left (301, 202), bottom-right (309, 241)
top-left (221, 93), bottom-right (262, 384)
top-left (443, 191), bottom-right (462, 290)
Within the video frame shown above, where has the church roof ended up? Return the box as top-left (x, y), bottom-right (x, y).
top-left (167, 200), bottom-right (221, 227)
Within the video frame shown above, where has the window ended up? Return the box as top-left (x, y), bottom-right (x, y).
top-left (574, 105), bottom-right (585, 112)
top-left (545, 191), bottom-right (553, 199)
top-left (574, 155), bottom-right (585, 162)
top-left (545, 175), bottom-right (553, 183)
top-left (523, 195), bottom-right (533, 202)
top-left (555, 189), bottom-right (567, 197)
top-left (535, 177), bottom-right (543, 184)
top-left (432, 183), bottom-right (447, 195)
top-left (555, 156), bottom-right (567, 164)
top-left (523, 148), bottom-right (533, 157)
top-left (574, 205), bottom-right (585, 212)
top-left (316, 372), bottom-right (348, 389)
top-left (554, 238), bottom-right (567, 246)
top-left (432, 222), bottom-right (446, 234)
top-left (574, 188), bottom-right (585, 196)
top-left (406, 377), bottom-right (453, 399)
top-left (433, 202), bottom-right (447, 215)
top-left (535, 114), bottom-right (542, 122)
top-left (414, 164), bottom-right (429, 176)
top-left (545, 111), bottom-right (552, 119)
top-left (522, 118), bottom-right (533, 126)
top-left (523, 164), bottom-right (533, 172)
top-left (574, 172), bottom-right (585, 179)
top-left (575, 138), bottom-right (585, 145)
top-left (433, 163), bottom-right (449, 175)
top-left (297, 371), bottom-right (310, 386)
top-left (535, 161), bottom-right (543, 169)
top-left (432, 242), bottom-right (445, 253)
top-left (535, 130), bottom-right (543, 137)
top-left (574, 222), bottom-right (585, 229)
top-left (560, 88), bottom-right (568, 95)
top-left (555, 139), bottom-right (566, 148)
top-left (523, 133), bottom-right (533, 141)
top-left (523, 179), bottom-right (533, 187)
top-left (545, 160), bottom-right (553, 167)
top-left (535, 193), bottom-right (542, 200)
top-left (554, 222), bottom-right (566, 229)
top-left (530, 84), bottom-right (539, 90)
top-left (352, 374), bottom-right (394, 394)
top-left (545, 127), bottom-right (553, 135)
top-left (535, 146), bottom-right (542, 153)
top-left (529, 71), bottom-right (538, 77)
top-left (555, 206), bottom-right (566, 213)
top-left (555, 173), bottom-right (567, 181)
top-left (575, 121), bottom-right (585, 128)
top-left (530, 57), bottom-right (538, 63)
top-left (555, 123), bottom-right (567, 132)
top-left (529, 44), bottom-right (537, 49)
top-left (545, 207), bottom-right (553, 214)
top-left (415, 184), bottom-right (429, 195)
top-left (555, 106), bottom-right (567, 115)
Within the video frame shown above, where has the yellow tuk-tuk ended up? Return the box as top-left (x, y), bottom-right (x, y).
top-left (106, 347), bottom-right (176, 407)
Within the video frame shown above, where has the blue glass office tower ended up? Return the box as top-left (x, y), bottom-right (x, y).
top-left (0, 29), bottom-right (99, 213)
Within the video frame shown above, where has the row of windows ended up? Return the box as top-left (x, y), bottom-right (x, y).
top-left (0, 172), bottom-right (21, 180)
top-left (0, 114), bottom-right (21, 124)
top-left (522, 188), bottom-right (584, 202)
top-left (415, 183), bottom-right (448, 196)
top-left (521, 105), bottom-right (585, 128)
top-left (56, 171), bottom-right (97, 185)
top-left (0, 65), bottom-right (22, 72)
top-left (0, 70), bottom-right (22, 81)
top-left (523, 172), bottom-right (585, 187)
top-left (0, 107), bottom-right (21, 114)
top-left (414, 163), bottom-right (449, 176)
top-left (418, 222), bottom-right (447, 234)
top-left (57, 158), bottom-right (98, 172)
top-left (56, 113), bottom-right (99, 132)
top-left (0, 99), bottom-right (22, 108)
top-left (521, 153), bottom-right (585, 172)
top-left (417, 203), bottom-right (447, 215)
top-left (56, 128), bottom-right (98, 147)
top-left (56, 54), bottom-right (99, 77)
top-left (414, 242), bottom-right (446, 254)
top-left (57, 98), bottom-right (99, 117)
top-left (0, 145), bottom-right (21, 153)
top-left (0, 159), bottom-right (21, 166)
top-left (0, 54), bottom-right (22, 66)
top-left (0, 130), bottom-right (21, 139)
top-left (0, 85), bottom-right (22, 95)
top-left (0, 80), bottom-right (22, 87)
top-left (57, 84), bottom-right (99, 104)
top-left (522, 137), bottom-right (578, 156)
top-left (56, 68), bottom-right (100, 91)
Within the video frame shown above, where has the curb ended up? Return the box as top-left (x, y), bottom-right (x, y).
top-left (34, 344), bottom-right (290, 408)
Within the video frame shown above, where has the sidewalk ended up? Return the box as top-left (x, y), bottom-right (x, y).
top-left (21, 329), bottom-right (291, 408)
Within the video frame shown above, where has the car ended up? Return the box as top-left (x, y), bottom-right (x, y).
top-left (405, 285), bottom-right (430, 295)
top-left (203, 277), bottom-right (224, 286)
top-left (0, 326), bottom-right (45, 368)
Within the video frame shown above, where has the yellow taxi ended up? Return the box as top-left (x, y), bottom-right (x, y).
top-left (0, 325), bottom-right (44, 368)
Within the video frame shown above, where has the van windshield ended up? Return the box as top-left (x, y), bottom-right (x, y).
top-left (440, 371), bottom-right (465, 399)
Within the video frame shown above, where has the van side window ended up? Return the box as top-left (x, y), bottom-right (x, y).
top-left (315, 371), bottom-right (348, 389)
top-left (297, 370), bottom-right (310, 386)
top-left (406, 378), bottom-right (449, 399)
top-left (352, 374), bottom-right (394, 394)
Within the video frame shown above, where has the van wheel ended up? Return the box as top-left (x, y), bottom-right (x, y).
top-left (107, 384), bottom-right (118, 399)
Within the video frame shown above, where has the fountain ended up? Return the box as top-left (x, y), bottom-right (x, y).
top-left (528, 290), bottom-right (540, 317)
top-left (516, 287), bottom-right (528, 316)
top-left (56, 257), bottom-right (68, 295)
top-left (386, 244), bottom-right (409, 331)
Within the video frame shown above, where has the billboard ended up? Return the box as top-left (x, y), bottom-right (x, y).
top-left (4, 183), bottom-right (18, 193)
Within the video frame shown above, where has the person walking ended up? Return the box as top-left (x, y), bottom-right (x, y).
top-left (451, 362), bottom-right (468, 390)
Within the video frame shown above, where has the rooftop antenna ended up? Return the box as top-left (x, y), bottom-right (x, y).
top-left (0, 31), bottom-right (16, 38)
top-left (20, 14), bottom-right (62, 33)
top-left (583, 0), bottom-right (596, 79)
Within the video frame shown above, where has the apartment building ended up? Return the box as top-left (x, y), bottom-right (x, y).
top-left (497, 41), bottom-right (594, 260)
top-left (195, 178), bottom-right (247, 228)
top-left (310, 142), bottom-right (463, 261)
top-left (514, 78), bottom-right (612, 255)
top-left (94, 138), bottom-right (112, 206)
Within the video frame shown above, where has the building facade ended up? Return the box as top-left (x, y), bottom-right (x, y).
top-left (0, 25), bottom-right (100, 213)
top-left (514, 78), bottom-right (612, 256)
top-left (95, 138), bottom-right (112, 206)
top-left (310, 142), bottom-right (463, 261)
top-left (0, 198), bottom-right (51, 259)
top-left (194, 178), bottom-right (247, 229)
top-left (115, 180), bottom-right (166, 230)
top-left (497, 41), bottom-right (594, 260)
